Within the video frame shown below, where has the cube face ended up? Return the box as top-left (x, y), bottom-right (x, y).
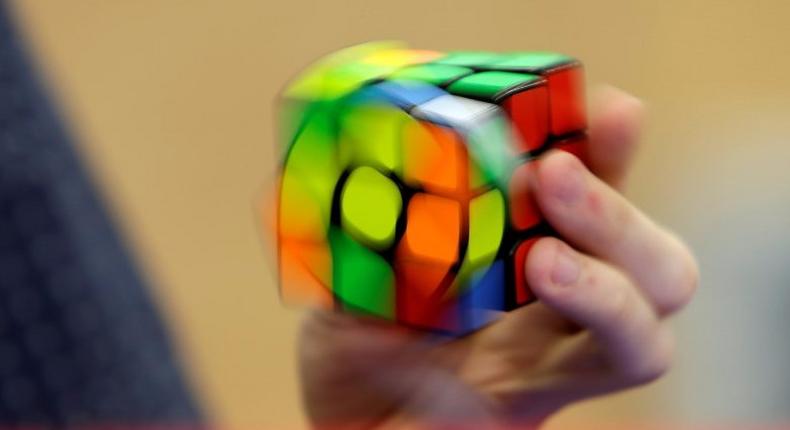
top-left (273, 43), bottom-right (588, 334)
top-left (509, 161), bottom-right (542, 231)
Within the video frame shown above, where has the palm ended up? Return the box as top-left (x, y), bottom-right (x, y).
top-left (300, 304), bottom-right (606, 428)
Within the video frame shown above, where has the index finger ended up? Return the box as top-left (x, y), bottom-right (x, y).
top-left (585, 86), bottom-right (645, 191)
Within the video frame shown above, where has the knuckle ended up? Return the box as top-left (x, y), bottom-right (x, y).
top-left (604, 280), bottom-right (639, 329)
top-left (623, 326), bottom-right (675, 385)
top-left (591, 188), bottom-right (634, 246)
top-left (658, 237), bottom-right (700, 314)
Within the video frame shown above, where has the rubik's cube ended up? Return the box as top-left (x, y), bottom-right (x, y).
top-left (275, 42), bottom-right (587, 334)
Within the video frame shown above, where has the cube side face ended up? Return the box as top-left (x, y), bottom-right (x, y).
top-left (545, 66), bottom-right (587, 135)
top-left (274, 43), bottom-right (588, 334)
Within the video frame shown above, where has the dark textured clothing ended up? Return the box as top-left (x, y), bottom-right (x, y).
top-left (0, 1), bottom-right (203, 425)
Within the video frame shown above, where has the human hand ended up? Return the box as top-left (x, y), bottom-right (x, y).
top-left (298, 87), bottom-right (699, 429)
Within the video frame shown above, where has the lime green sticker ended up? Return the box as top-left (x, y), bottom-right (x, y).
top-left (489, 52), bottom-right (574, 71)
top-left (466, 189), bottom-right (505, 266)
top-left (329, 228), bottom-right (395, 318)
top-left (338, 104), bottom-right (407, 172)
top-left (280, 109), bottom-right (341, 237)
top-left (390, 64), bottom-right (473, 86)
top-left (447, 71), bottom-right (542, 102)
top-left (449, 188), bottom-right (506, 297)
top-left (341, 166), bottom-right (402, 249)
top-left (322, 61), bottom-right (395, 94)
top-left (284, 41), bottom-right (404, 102)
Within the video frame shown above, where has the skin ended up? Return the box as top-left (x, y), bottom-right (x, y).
top-left (298, 87), bottom-right (700, 429)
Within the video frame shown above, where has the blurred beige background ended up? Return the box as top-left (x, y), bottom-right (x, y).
top-left (9, 0), bottom-right (790, 427)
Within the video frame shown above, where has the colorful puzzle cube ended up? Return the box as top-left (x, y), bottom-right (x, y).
top-left (274, 42), bottom-right (587, 334)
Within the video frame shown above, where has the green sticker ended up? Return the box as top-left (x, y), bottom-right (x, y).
top-left (433, 51), bottom-right (503, 67)
top-left (489, 52), bottom-right (574, 72)
top-left (341, 166), bottom-right (402, 249)
top-left (330, 228), bottom-right (395, 318)
top-left (390, 64), bottom-right (473, 86)
top-left (466, 113), bottom-right (516, 188)
top-left (447, 71), bottom-right (542, 102)
top-left (468, 157), bottom-right (488, 190)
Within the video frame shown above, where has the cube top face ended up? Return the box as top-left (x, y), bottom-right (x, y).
top-left (273, 42), bottom-right (587, 335)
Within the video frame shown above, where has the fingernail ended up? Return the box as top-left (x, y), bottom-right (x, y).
top-left (551, 245), bottom-right (580, 287)
top-left (552, 157), bottom-right (585, 204)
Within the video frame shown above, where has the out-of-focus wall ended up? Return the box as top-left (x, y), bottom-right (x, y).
top-left (9, 0), bottom-right (790, 427)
